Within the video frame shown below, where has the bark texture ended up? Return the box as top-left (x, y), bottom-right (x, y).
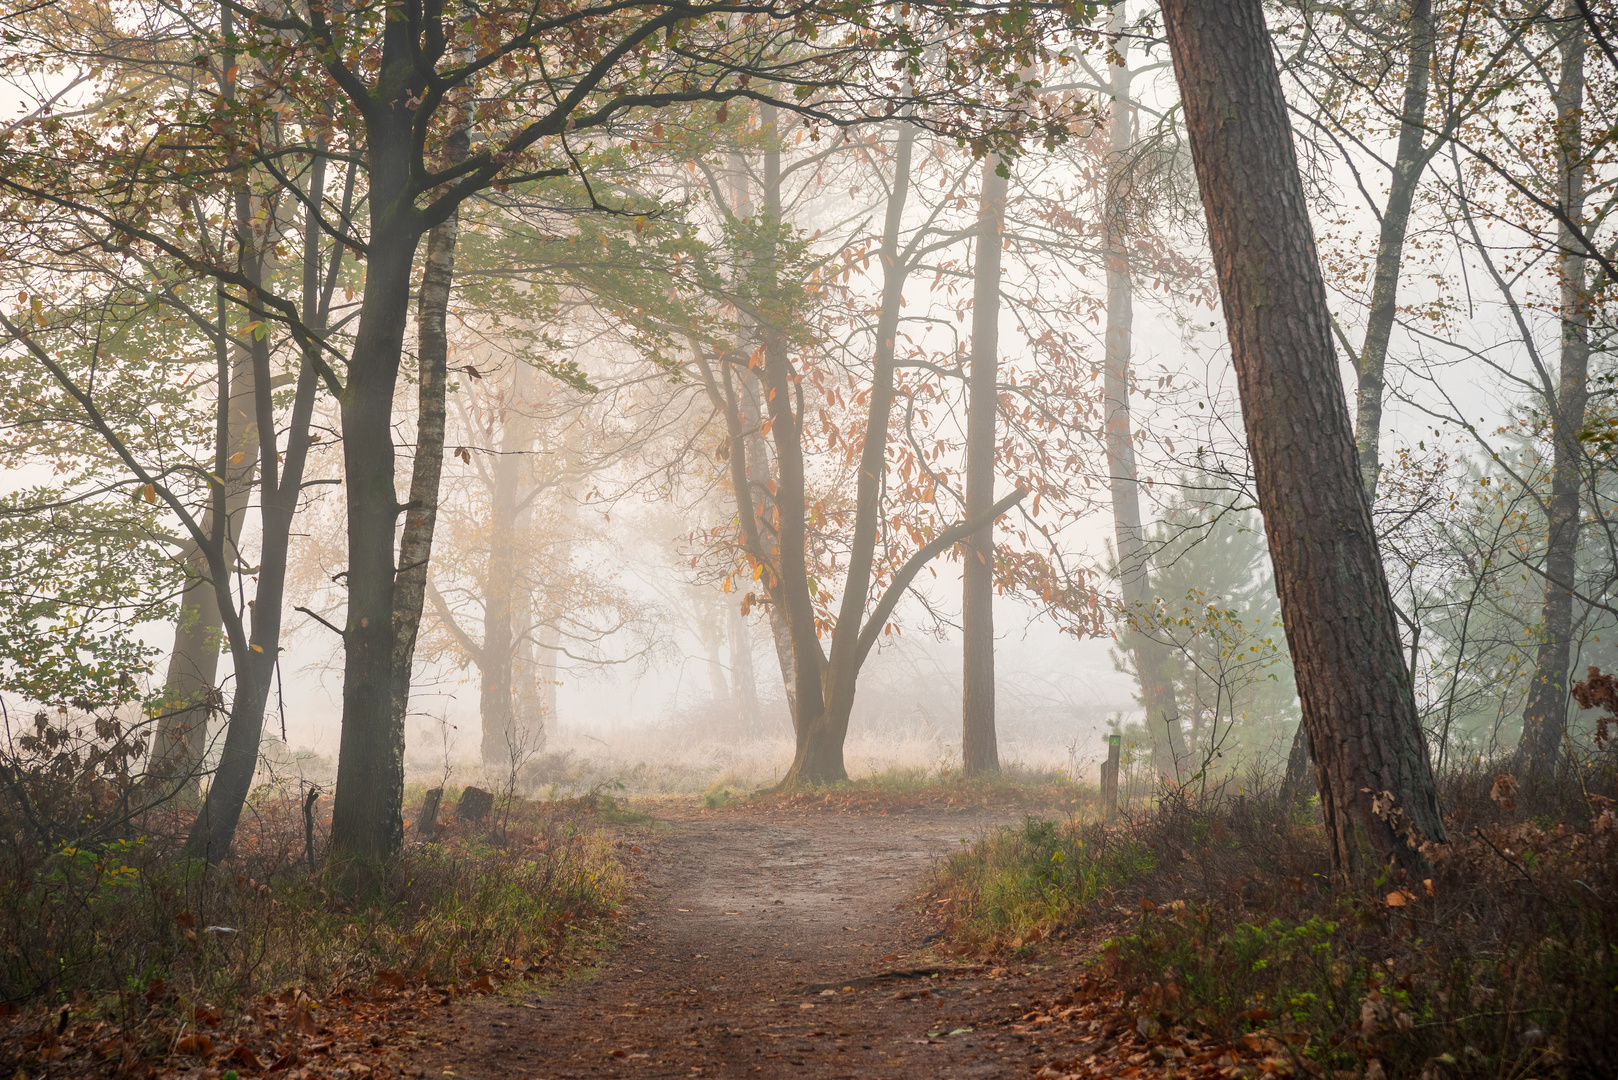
top-left (1160, 0), bottom-right (1446, 879)
top-left (961, 152), bottom-right (1007, 778)
top-left (392, 80), bottom-right (468, 772)
top-left (392, 196), bottom-right (459, 765)
top-left (1518, 14), bottom-right (1589, 783)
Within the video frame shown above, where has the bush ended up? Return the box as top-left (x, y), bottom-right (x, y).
top-left (935, 771), bottom-right (1618, 1078)
top-left (0, 792), bottom-right (625, 1011)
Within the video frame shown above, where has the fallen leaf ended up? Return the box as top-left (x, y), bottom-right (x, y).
top-left (226, 1046), bottom-right (264, 1069)
top-left (174, 1034), bottom-right (216, 1056)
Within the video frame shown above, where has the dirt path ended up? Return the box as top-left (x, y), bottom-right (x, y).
top-left (410, 801), bottom-right (1074, 1080)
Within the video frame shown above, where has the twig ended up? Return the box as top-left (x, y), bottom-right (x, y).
top-left (295, 606), bottom-right (346, 638)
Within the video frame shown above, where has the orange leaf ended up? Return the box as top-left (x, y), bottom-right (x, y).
top-left (174, 1034), bottom-right (216, 1057)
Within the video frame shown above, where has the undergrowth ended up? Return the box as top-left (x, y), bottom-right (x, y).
top-left (0, 792), bottom-right (627, 1017)
top-left (933, 765), bottom-right (1618, 1078)
top-left (748, 765), bottom-right (1090, 813)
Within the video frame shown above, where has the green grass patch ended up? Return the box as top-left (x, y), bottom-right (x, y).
top-left (933, 815), bottom-right (1155, 947)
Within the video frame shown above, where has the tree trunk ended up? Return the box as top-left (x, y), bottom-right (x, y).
top-left (1281, 722), bottom-right (1316, 802)
top-left (148, 343), bottom-right (257, 804)
top-left (537, 620), bottom-right (560, 734)
top-left (1160, 0), bottom-right (1446, 880)
top-left (1354, 0), bottom-right (1435, 501)
top-left (738, 355), bottom-right (798, 731)
top-left (181, 156), bottom-right (326, 861)
top-left (480, 465), bottom-right (519, 766)
top-left (962, 153), bottom-right (1007, 779)
top-left (1101, 22), bottom-right (1190, 783)
top-left (786, 118), bottom-right (918, 788)
top-left (1519, 13), bottom-right (1589, 784)
top-left (393, 88), bottom-right (467, 774)
top-left (703, 619), bottom-right (732, 715)
top-left (328, 214), bottom-right (423, 869)
top-left (393, 196), bottom-right (459, 765)
top-left (729, 603), bottom-right (761, 736)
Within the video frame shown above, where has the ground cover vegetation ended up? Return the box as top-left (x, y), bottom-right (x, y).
top-left (2, 0), bottom-right (1617, 1072)
top-left (932, 763), bottom-right (1618, 1077)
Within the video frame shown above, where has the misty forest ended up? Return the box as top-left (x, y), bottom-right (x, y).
top-left (1, 0), bottom-right (1615, 1076)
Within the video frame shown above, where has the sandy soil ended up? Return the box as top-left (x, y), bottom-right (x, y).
top-left (406, 800), bottom-right (1080, 1080)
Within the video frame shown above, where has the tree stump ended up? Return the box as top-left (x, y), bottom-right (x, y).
top-left (417, 788), bottom-right (444, 840)
top-left (455, 786), bottom-right (494, 823)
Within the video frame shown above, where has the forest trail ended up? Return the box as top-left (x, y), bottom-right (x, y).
top-left (410, 800), bottom-right (1072, 1080)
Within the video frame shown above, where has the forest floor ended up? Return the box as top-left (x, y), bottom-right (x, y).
top-left (397, 797), bottom-right (1210, 1080)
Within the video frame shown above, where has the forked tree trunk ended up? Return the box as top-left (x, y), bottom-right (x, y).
top-left (182, 147), bottom-right (326, 861)
top-left (1353, 0), bottom-right (1435, 501)
top-left (148, 343), bottom-right (258, 804)
top-left (1519, 12), bottom-right (1589, 783)
top-left (962, 153), bottom-right (1007, 779)
top-left (703, 620), bottom-right (732, 715)
top-left (1101, 21), bottom-right (1189, 783)
top-left (784, 118), bottom-right (919, 787)
top-left (1160, 0), bottom-right (1446, 880)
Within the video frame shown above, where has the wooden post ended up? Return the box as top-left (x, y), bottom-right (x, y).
top-left (1101, 734), bottom-right (1121, 824)
top-left (417, 787), bottom-right (443, 841)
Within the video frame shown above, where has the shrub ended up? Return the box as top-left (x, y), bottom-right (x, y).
top-left (935, 770), bottom-right (1618, 1078)
top-left (0, 793), bottom-right (625, 1011)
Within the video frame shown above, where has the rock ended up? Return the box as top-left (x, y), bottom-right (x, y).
top-left (456, 786), bottom-right (495, 822)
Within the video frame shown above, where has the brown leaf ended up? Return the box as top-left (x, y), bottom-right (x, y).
top-left (227, 1046), bottom-right (265, 1069)
top-left (174, 1034), bottom-right (216, 1057)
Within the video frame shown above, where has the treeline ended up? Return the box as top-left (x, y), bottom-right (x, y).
top-left (0, 0), bottom-right (1613, 892)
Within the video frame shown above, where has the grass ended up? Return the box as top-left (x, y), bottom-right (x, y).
top-left (0, 789), bottom-right (627, 1022)
top-left (744, 765), bottom-right (1092, 813)
top-left (931, 766), bottom-right (1618, 1078)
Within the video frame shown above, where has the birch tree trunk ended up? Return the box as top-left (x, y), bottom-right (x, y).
top-left (391, 108), bottom-right (468, 774)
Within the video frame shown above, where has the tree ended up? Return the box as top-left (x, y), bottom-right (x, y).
top-left (961, 151), bottom-right (1009, 778)
top-left (1518, 7), bottom-right (1591, 782)
top-left (1159, 0), bottom-right (1447, 878)
top-left (1095, 5), bottom-right (1189, 781)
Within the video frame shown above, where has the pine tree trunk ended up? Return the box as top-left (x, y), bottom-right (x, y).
top-left (1354, 0), bottom-right (1435, 500)
top-left (1160, 0), bottom-right (1447, 880)
top-left (962, 153), bottom-right (1007, 778)
top-left (1519, 12), bottom-right (1589, 784)
top-left (1101, 23), bottom-right (1190, 783)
